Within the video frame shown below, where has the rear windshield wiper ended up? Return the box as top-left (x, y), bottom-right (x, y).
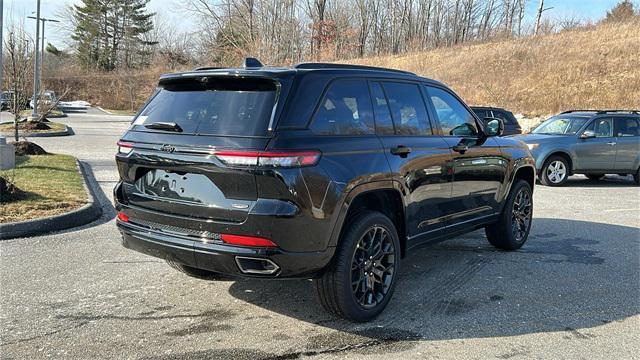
top-left (144, 122), bottom-right (183, 132)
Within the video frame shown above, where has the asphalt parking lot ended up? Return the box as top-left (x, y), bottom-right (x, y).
top-left (1, 112), bottom-right (639, 359)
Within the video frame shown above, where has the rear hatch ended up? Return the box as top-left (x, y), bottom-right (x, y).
top-left (117, 75), bottom-right (285, 223)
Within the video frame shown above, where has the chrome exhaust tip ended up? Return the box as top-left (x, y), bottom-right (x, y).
top-left (235, 256), bottom-right (280, 275)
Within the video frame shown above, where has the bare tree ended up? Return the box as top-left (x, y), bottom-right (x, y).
top-left (3, 24), bottom-right (34, 142)
top-left (534, 0), bottom-right (545, 35)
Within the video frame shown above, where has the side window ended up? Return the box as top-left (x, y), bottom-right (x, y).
top-left (381, 82), bottom-right (431, 135)
top-left (473, 109), bottom-right (489, 120)
top-left (369, 82), bottom-right (395, 135)
top-left (311, 79), bottom-right (374, 135)
top-left (615, 117), bottom-right (640, 137)
top-left (493, 110), bottom-right (515, 125)
top-left (426, 86), bottom-right (477, 136)
top-left (585, 118), bottom-right (614, 138)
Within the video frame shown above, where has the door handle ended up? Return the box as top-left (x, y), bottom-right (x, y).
top-left (390, 145), bottom-right (411, 157)
top-left (607, 142), bottom-right (616, 146)
top-left (451, 144), bottom-right (468, 153)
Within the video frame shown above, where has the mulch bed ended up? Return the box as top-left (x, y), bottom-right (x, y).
top-left (0, 176), bottom-right (26, 203)
top-left (13, 141), bottom-right (48, 156)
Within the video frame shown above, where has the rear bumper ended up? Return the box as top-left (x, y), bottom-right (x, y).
top-left (116, 214), bottom-right (335, 279)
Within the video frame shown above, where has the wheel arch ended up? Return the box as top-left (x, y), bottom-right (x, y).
top-left (328, 183), bottom-right (407, 258)
top-left (541, 151), bottom-right (574, 175)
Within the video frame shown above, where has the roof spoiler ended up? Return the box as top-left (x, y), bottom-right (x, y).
top-left (244, 57), bottom-right (264, 68)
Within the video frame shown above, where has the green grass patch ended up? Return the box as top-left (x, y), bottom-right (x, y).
top-left (0, 121), bottom-right (66, 133)
top-left (0, 155), bottom-right (87, 223)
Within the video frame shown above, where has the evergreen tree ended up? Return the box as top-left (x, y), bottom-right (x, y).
top-left (72, 0), bottom-right (156, 70)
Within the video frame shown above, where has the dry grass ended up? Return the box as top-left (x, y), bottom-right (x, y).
top-left (346, 20), bottom-right (640, 116)
top-left (0, 121), bottom-right (66, 133)
top-left (0, 155), bottom-right (87, 223)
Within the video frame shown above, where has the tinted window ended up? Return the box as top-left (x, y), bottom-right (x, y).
top-left (311, 79), bottom-right (374, 135)
top-left (493, 110), bottom-right (516, 125)
top-left (427, 86), bottom-right (477, 136)
top-left (382, 82), bottom-right (431, 135)
top-left (615, 117), bottom-right (640, 137)
top-left (584, 118), bottom-right (614, 137)
top-left (472, 109), bottom-right (489, 120)
top-left (134, 78), bottom-right (277, 136)
top-left (369, 82), bottom-right (394, 135)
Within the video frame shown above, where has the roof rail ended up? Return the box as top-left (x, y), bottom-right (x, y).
top-left (595, 110), bottom-right (639, 114)
top-left (561, 109), bottom-right (639, 115)
top-left (294, 62), bottom-right (415, 75)
top-left (193, 66), bottom-right (225, 71)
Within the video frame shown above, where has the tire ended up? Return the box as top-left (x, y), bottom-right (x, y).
top-left (485, 179), bottom-right (533, 250)
top-left (586, 173), bottom-right (605, 181)
top-left (539, 155), bottom-right (570, 186)
top-left (166, 260), bottom-right (230, 280)
top-left (634, 168), bottom-right (640, 186)
top-left (314, 211), bottom-right (401, 322)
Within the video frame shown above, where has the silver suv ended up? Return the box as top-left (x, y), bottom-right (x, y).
top-left (513, 110), bottom-right (640, 186)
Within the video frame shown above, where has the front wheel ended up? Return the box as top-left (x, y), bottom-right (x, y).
top-left (485, 179), bottom-right (533, 250)
top-left (540, 156), bottom-right (569, 186)
top-left (315, 211), bottom-right (401, 322)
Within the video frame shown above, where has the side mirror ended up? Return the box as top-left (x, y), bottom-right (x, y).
top-left (580, 130), bottom-right (596, 139)
top-left (483, 117), bottom-right (504, 137)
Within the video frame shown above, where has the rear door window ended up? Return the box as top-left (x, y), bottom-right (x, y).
top-left (133, 77), bottom-right (278, 136)
top-left (614, 117), bottom-right (640, 137)
top-left (381, 82), bottom-right (431, 136)
top-left (311, 79), bottom-right (374, 135)
top-left (369, 82), bottom-right (395, 135)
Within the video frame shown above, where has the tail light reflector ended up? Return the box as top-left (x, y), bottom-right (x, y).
top-left (117, 212), bottom-right (130, 222)
top-left (214, 150), bottom-right (320, 168)
top-left (220, 234), bottom-right (277, 247)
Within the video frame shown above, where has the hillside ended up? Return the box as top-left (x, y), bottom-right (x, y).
top-left (347, 20), bottom-right (640, 117)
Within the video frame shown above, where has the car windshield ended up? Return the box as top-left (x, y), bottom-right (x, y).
top-left (532, 116), bottom-right (589, 135)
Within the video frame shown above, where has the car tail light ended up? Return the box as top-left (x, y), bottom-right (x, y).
top-left (220, 234), bottom-right (277, 247)
top-left (117, 141), bottom-right (134, 155)
top-left (214, 150), bottom-right (320, 168)
top-left (117, 212), bottom-right (129, 222)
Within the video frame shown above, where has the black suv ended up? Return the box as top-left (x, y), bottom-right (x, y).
top-left (115, 60), bottom-right (536, 321)
top-left (471, 106), bottom-right (522, 135)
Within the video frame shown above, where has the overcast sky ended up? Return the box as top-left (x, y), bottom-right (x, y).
top-left (1, 0), bottom-right (629, 49)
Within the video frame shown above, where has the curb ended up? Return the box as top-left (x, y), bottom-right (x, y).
top-left (0, 124), bottom-right (73, 138)
top-left (0, 160), bottom-right (103, 240)
top-left (96, 107), bottom-right (113, 115)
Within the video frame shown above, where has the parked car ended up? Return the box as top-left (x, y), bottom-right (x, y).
top-left (114, 59), bottom-right (536, 321)
top-left (513, 110), bottom-right (640, 186)
top-left (29, 90), bottom-right (57, 109)
top-left (471, 106), bottom-right (522, 135)
top-left (0, 91), bottom-right (10, 111)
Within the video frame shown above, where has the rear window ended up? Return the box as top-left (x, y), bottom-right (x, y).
top-left (132, 77), bottom-right (278, 136)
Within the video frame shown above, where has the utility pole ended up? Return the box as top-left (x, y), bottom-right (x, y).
top-left (1, 0), bottom-right (4, 92)
top-left (27, 16), bottom-right (60, 91)
top-left (31, 0), bottom-right (41, 119)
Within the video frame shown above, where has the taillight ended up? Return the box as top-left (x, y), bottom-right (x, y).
top-left (220, 234), bottom-right (277, 247)
top-left (117, 212), bottom-right (129, 222)
top-left (117, 141), bottom-right (133, 155)
top-left (214, 150), bottom-right (320, 168)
